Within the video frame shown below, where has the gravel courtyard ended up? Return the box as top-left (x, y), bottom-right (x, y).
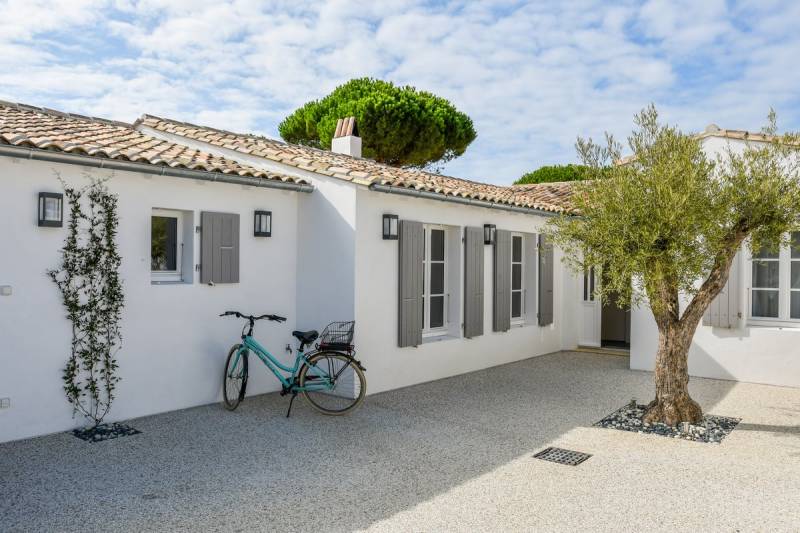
top-left (2, 351), bottom-right (799, 532)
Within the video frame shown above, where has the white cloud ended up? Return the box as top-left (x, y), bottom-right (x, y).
top-left (0, 0), bottom-right (798, 184)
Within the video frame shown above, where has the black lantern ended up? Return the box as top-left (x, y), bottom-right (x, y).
top-left (254, 210), bottom-right (272, 237)
top-left (38, 192), bottom-right (63, 227)
top-left (382, 214), bottom-right (399, 240)
top-left (483, 224), bottom-right (496, 245)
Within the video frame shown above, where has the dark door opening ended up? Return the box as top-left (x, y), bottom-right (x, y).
top-left (601, 283), bottom-right (630, 349)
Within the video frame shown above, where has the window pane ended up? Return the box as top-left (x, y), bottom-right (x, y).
top-left (792, 292), bottom-right (800, 319)
top-left (430, 295), bottom-right (445, 328)
top-left (752, 260), bottom-right (779, 288)
top-left (792, 262), bottom-right (800, 289)
top-left (512, 263), bottom-right (522, 290)
top-left (512, 236), bottom-right (522, 262)
top-left (151, 216), bottom-right (177, 271)
top-left (430, 229), bottom-right (445, 261)
top-left (512, 291), bottom-right (522, 318)
top-left (752, 289), bottom-right (779, 318)
top-left (430, 263), bottom-right (445, 295)
top-left (583, 270), bottom-right (588, 301)
top-left (792, 232), bottom-right (800, 258)
top-left (753, 240), bottom-right (779, 259)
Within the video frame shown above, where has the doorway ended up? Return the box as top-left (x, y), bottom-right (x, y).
top-left (601, 287), bottom-right (630, 349)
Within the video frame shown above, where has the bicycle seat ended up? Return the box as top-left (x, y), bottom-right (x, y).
top-left (292, 330), bottom-right (319, 345)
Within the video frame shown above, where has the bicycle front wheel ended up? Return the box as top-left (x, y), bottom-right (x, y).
top-left (223, 344), bottom-right (248, 411)
top-left (299, 352), bottom-right (366, 415)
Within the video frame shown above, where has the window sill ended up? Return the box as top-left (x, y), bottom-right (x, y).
top-left (151, 280), bottom-right (189, 285)
top-left (421, 333), bottom-right (460, 345)
top-left (746, 320), bottom-right (800, 331)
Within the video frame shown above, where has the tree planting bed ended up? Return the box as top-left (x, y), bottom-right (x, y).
top-left (595, 402), bottom-right (740, 443)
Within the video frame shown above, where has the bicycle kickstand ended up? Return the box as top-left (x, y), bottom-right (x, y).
top-left (286, 391), bottom-right (297, 418)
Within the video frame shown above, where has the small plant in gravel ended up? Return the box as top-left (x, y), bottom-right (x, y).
top-left (48, 174), bottom-right (124, 427)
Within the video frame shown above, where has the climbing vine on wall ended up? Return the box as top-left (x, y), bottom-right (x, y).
top-left (48, 176), bottom-right (124, 426)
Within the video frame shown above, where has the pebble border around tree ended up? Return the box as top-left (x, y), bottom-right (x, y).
top-left (595, 402), bottom-right (740, 444)
top-left (48, 175), bottom-right (124, 430)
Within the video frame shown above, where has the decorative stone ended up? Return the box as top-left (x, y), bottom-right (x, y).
top-left (594, 403), bottom-right (740, 444)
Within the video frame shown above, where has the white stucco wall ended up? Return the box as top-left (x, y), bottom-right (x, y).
top-left (0, 157), bottom-right (302, 442)
top-left (629, 135), bottom-right (800, 388)
top-left (138, 126), bottom-right (357, 338)
top-left (353, 187), bottom-right (573, 394)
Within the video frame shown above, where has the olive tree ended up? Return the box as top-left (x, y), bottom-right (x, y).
top-left (547, 105), bottom-right (800, 425)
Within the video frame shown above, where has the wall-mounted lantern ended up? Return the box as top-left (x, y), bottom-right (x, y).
top-left (38, 192), bottom-right (63, 227)
top-left (483, 224), bottom-right (496, 245)
top-left (254, 210), bottom-right (272, 237)
top-left (382, 214), bottom-right (399, 240)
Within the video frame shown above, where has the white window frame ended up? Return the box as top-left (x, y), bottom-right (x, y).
top-left (422, 224), bottom-right (448, 337)
top-left (583, 266), bottom-right (596, 302)
top-left (747, 233), bottom-right (800, 325)
top-left (151, 208), bottom-right (184, 283)
top-left (511, 233), bottom-right (525, 323)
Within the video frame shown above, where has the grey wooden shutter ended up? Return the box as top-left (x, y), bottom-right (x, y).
top-left (524, 233), bottom-right (538, 323)
top-left (538, 234), bottom-right (554, 325)
top-left (398, 220), bottom-right (424, 347)
top-left (464, 226), bottom-right (484, 338)
top-left (493, 229), bottom-right (511, 332)
top-left (201, 211), bottom-right (240, 284)
top-left (703, 251), bottom-right (741, 328)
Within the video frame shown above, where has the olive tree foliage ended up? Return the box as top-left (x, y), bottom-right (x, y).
top-left (546, 105), bottom-right (800, 425)
top-left (279, 78), bottom-right (476, 170)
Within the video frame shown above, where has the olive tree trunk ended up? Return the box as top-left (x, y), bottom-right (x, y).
top-left (643, 321), bottom-right (702, 425)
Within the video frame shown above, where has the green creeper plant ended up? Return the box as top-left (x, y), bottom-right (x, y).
top-left (547, 105), bottom-right (800, 425)
top-left (279, 77), bottom-right (476, 169)
top-left (48, 175), bottom-right (124, 427)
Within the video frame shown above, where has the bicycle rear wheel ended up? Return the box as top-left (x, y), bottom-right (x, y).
top-left (298, 352), bottom-right (366, 415)
top-left (223, 344), bottom-right (248, 411)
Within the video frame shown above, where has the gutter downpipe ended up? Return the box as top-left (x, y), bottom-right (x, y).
top-left (0, 145), bottom-right (314, 193)
top-left (369, 183), bottom-right (565, 218)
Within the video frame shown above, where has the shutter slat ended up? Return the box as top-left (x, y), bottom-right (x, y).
top-left (200, 211), bottom-right (240, 285)
top-left (493, 229), bottom-right (511, 332)
top-left (524, 233), bottom-right (537, 323)
top-left (464, 226), bottom-right (484, 338)
top-left (398, 220), bottom-right (424, 347)
top-left (703, 250), bottom-right (740, 328)
top-left (538, 234), bottom-right (554, 325)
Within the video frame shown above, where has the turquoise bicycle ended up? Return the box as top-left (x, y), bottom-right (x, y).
top-left (219, 311), bottom-right (366, 416)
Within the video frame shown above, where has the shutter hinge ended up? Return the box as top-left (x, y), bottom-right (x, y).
top-left (195, 264), bottom-right (201, 272)
top-left (195, 225), bottom-right (202, 233)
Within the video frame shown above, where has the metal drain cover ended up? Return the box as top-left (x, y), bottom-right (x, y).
top-left (533, 447), bottom-right (591, 466)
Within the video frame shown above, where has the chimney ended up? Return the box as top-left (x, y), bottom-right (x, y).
top-left (331, 117), bottom-right (362, 158)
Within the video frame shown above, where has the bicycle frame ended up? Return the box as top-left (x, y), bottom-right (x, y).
top-left (230, 335), bottom-right (334, 393)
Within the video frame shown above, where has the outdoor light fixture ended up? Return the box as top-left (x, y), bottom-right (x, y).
top-left (254, 210), bottom-right (272, 237)
top-left (382, 214), bottom-right (399, 240)
top-left (38, 192), bottom-right (63, 227)
top-left (483, 224), bottom-right (496, 245)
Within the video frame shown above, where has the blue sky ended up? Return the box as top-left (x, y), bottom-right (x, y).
top-left (2, 0), bottom-right (799, 184)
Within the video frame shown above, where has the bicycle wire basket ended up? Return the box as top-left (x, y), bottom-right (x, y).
top-left (317, 320), bottom-right (355, 352)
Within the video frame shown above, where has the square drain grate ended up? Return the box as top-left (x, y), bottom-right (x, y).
top-left (533, 446), bottom-right (591, 466)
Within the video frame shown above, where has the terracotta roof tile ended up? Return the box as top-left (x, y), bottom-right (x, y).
top-left (0, 102), bottom-right (306, 186)
top-left (136, 115), bottom-right (577, 214)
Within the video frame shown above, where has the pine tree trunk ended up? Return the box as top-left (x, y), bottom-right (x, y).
top-left (643, 322), bottom-right (703, 426)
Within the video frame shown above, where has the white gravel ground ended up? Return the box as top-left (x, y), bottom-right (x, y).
top-left (1, 351), bottom-right (798, 532)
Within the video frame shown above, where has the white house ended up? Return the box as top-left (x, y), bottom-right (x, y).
top-left (1, 102), bottom-right (797, 444)
top-left (0, 102), bottom-right (576, 443)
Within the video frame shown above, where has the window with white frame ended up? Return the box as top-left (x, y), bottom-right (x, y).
top-left (151, 209), bottom-right (184, 282)
top-left (511, 233), bottom-right (525, 321)
top-left (422, 225), bottom-right (447, 335)
top-left (749, 232), bottom-right (800, 321)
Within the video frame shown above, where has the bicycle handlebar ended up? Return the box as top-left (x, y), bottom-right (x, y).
top-left (219, 311), bottom-right (287, 323)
